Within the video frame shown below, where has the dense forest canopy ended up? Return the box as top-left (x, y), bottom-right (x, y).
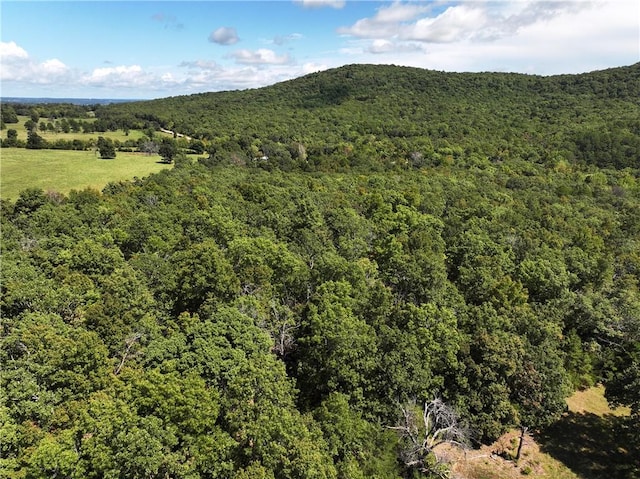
top-left (1, 64), bottom-right (639, 478)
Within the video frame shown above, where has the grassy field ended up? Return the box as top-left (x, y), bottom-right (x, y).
top-left (0, 148), bottom-right (172, 200)
top-left (1, 116), bottom-right (152, 143)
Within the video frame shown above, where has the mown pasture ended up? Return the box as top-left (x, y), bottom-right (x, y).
top-left (1, 115), bottom-right (154, 143)
top-left (0, 148), bottom-right (172, 200)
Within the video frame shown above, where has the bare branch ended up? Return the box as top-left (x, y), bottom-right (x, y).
top-left (114, 332), bottom-right (142, 375)
top-left (388, 396), bottom-right (470, 476)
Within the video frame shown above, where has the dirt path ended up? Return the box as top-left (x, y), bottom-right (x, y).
top-left (159, 128), bottom-right (192, 141)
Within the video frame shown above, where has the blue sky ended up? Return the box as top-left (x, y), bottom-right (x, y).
top-left (1, 0), bottom-right (638, 99)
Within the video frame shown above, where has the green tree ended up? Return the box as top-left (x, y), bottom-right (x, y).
top-left (4, 129), bottom-right (18, 147)
top-left (97, 136), bottom-right (116, 159)
top-left (313, 393), bottom-right (399, 478)
top-left (296, 281), bottom-right (378, 409)
top-left (1, 104), bottom-right (19, 123)
top-left (158, 138), bottom-right (178, 164)
top-left (26, 130), bottom-right (45, 149)
top-left (170, 239), bottom-right (239, 313)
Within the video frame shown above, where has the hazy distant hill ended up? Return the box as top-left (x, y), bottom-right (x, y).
top-left (1, 97), bottom-right (140, 105)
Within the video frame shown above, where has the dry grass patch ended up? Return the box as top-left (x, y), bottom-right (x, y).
top-left (447, 386), bottom-right (636, 479)
top-left (445, 430), bottom-right (579, 479)
top-left (566, 384), bottom-right (630, 416)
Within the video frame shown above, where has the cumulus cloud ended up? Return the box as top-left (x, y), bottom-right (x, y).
top-left (338, 2), bottom-right (431, 38)
top-left (0, 41), bottom-right (29, 60)
top-left (81, 65), bottom-right (153, 88)
top-left (209, 27), bottom-right (239, 45)
top-left (41, 59), bottom-right (68, 75)
top-left (402, 4), bottom-right (488, 43)
top-left (368, 39), bottom-right (424, 54)
top-left (338, 0), bottom-right (639, 75)
top-left (229, 48), bottom-right (292, 65)
top-left (0, 41), bottom-right (70, 83)
top-left (341, 1), bottom-right (595, 45)
top-left (294, 0), bottom-right (345, 9)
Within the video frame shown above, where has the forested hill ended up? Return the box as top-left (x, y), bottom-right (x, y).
top-left (99, 63), bottom-right (640, 170)
top-left (2, 64), bottom-right (640, 478)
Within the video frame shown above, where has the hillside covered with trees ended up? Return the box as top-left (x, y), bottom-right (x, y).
top-left (1, 64), bottom-right (639, 478)
top-left (99, 63), bottom-right (640, 171)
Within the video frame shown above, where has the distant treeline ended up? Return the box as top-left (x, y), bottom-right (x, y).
top-left (1, 97), bottom-right (139, 105)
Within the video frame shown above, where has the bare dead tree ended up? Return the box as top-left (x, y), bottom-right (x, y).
top-left (515, 425), bottom-right (529, 461)
top-left (242, 298), bottom-right (299, 359)
top-left (388, 397), bottom-right (470, 477)
top-left (114, 332), bottom-right (142, 375)
top-left (270, 301), bottom-right (298, 359)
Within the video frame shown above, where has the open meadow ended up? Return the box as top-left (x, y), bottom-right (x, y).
top-left (0, 148), bottom-right (172, 200)
top-left (1, 116), bottom-right (167, 143)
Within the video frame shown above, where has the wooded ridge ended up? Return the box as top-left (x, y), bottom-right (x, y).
top-left (98, 62), bottom-right (640, 170)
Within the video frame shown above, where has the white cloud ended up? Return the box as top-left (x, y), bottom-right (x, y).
top-left (402, 5), bottom-right (488, 43)
top-left (229, 48), bottom-right (292, 65)
top-left (81, 65), bottom-right (153, 88)
top-left (372, 1), bottom-right (432, 24)
top-left (0, 41), bottom-right (70, 83)
top-left (337, 0), bottom-right (639, 74)
top-left (161, 72), bottom-right (177, 83)
top-left (368, 39), bottom-right (424, 54)
top-left (0, 41), bottom-right (29, 60)
top-left (209, 26), bottom-right (240, 45)
top-left (302, 62), bottom-right (329, 74)
top-left (178, 64), bottom-right (300, 92)
top-left (338, 1), bottom-right (431, 38)
top-left (41, 59), bottom-right (68, 75)
top-left (294, 0), bottom-right (345, 9)
top-left (369, 39), bottom-right (394, 54)
top-left (339, 1), bottom-right (598, 44)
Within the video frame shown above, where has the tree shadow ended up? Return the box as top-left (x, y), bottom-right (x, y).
top-left (536, 412), bottom-right (639, 479)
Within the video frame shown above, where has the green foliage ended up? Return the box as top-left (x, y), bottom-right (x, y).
top-left (170, 239), bottom-right (240, 313)
top-left (100, 63), bottom-right (639, 172)
top-left (26, 130), bottom-right (45, 149)
top-left (3, 128), bottom-right (19, 147)
top-left (97, 136), bottom-right (116, 159)
top-left (1, 104), bottom-right (19, 124)
top-left (158, 137), bottom-right (178, 163)
top-left (2, 64), bottom-right (639, 477)
top-left (296, 281), bottom-right (378, 409)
